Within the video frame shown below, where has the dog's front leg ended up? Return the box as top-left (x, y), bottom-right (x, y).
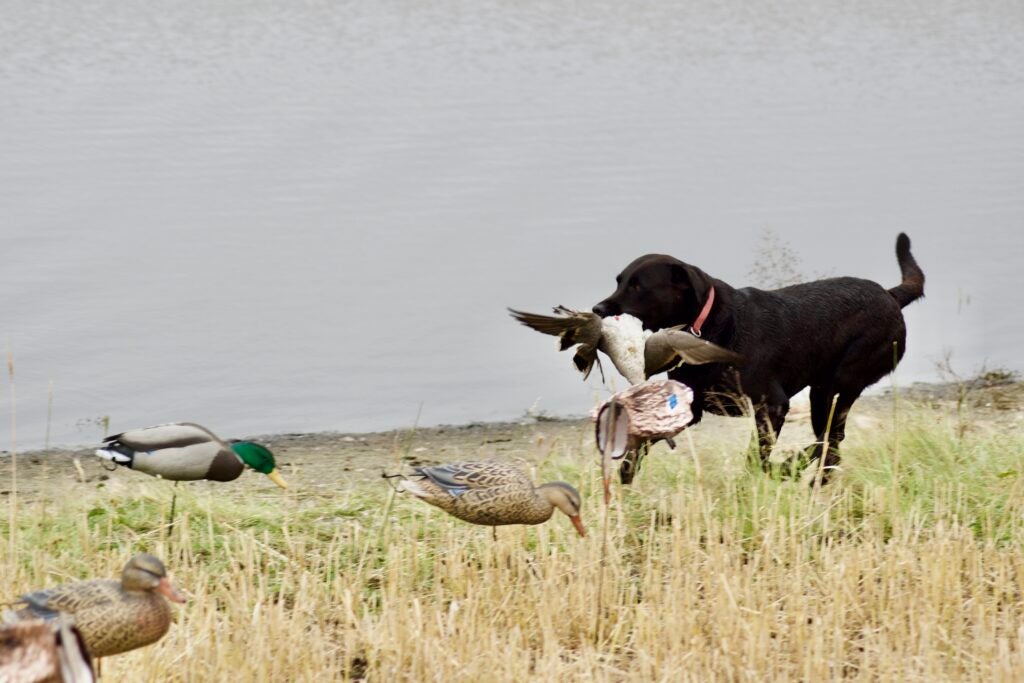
top-left (752, 387), bottom-right (789, 471)
top-left (618, 441), bottom-right (649, 485)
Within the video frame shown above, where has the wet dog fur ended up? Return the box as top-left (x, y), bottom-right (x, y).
top-left (592, 233), bottom-right (925, 482)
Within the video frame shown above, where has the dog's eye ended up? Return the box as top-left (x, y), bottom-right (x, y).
top-left (629, 281), bottom-right (641, 291)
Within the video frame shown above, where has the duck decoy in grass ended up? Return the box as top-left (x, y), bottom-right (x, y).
top-left (594, 380), bottom-right (695, 502)
top-left (509, 307), bottom-right (741, 384)
top-left (95, 422), bottom-right (288, 489)
top-left (10, 554), bottom-right (185, 659)
top-left (390, 461), bottom-right (585, 537)
top-left (0, 616), bottom-right (94, 683)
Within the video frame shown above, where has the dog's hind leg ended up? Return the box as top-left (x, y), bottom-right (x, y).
top-left (807, 386), bottom-right (862, 482)
top-left (809, 386), bottom-right (835, 444)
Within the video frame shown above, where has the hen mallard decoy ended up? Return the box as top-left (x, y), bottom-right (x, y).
top-left (594, 380), bottom-right (695, 502)
top-left (391, 461), bottom-right (585, 537)
top-left (11, 554), bottom-right (185, 659)
top-left (509, 307), bottom-right (741, 384)
top-left (0, 617), bottom-right (94, 683)
top-left (95, 422), bottom-right (287, 488)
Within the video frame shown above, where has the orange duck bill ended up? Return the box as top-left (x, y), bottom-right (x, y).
top-left (157, 577), bottom-right (187, 604)
top-left (570, 514), bottom-right (586, 537)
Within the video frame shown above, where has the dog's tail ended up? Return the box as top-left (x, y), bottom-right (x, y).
top-left (887, 233), bottom-right (925, 308)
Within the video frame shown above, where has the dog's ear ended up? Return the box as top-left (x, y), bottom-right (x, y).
top-left (670, 263), bottom-right (714, 308)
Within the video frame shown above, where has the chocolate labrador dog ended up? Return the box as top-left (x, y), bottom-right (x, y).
top-left (592, 233), bottom-right (924, 481)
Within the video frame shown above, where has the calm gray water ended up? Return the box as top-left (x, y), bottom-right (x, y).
top-left (2, 1), bottom-right (1022, 449)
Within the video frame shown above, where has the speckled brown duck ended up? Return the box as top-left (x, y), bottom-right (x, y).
top-left (12, 554), bottom-right (186, 658)
top-left (594, 379), bottom-right (695, 502)
top-left (95, 422), bottom-right (287, 488)
top-left (394, 461), bottom-right (585, 537)
top-left (0, 617), bottom-right (94, 683)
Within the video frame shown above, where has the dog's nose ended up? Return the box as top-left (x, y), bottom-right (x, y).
top-left (592, 301), bottom-right (618, 317)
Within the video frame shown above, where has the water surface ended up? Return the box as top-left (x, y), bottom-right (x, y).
top-left (2, 1), bottom-right (1022, 449)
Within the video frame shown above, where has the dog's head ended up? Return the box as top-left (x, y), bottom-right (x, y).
top-left (592, 254), bottom-right (715, 331)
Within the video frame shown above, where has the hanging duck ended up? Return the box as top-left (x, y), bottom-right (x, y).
top-left (509, 306), bottom-right (740, 384)
top-left (593, 380), bottom-right (695, 502)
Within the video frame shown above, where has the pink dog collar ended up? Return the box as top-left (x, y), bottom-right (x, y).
top-left (690, 286), bottom-right (715, 336)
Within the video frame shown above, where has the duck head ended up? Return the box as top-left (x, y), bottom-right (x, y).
top-left (230, 442), bottom-right (288, 489)
top-left (538, 482), bottom-right (585, 537)
top-left (122, 554), bottom-right (186, 603)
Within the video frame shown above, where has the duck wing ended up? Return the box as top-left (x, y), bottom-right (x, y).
top-left (414, 462), bottom-right (530, 496)
top-left (645, 327), bottom-right (742, 375)
top-left (508, 307), bottom-right (600, 344)
top-left (509, 307), bottom-right (604, 379)
top-left (16, 581), bottom-right (118, 621)
top-left (11, 595), bottom-right (63, 621)
top-left (101, 423), bottom-right (222, 451)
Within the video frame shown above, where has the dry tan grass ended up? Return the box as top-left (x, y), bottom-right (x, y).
top-left (2, 400), bottom-right (1024, 681)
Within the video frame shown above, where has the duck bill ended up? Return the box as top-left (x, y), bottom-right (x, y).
top-left (266, 469), bottom-right (288, 489)
top-left (570, 515), bottom-right (586, 538)
top-left (157, 577), bottom-right (187, 604)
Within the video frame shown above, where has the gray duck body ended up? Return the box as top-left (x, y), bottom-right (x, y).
top-left (97, 422), bottom-right (243, 482)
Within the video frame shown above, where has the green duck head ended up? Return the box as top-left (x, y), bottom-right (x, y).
top-left (230, 442), bottom-right (288, 489)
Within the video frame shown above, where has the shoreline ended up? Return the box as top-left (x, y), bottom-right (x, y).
top-left (6, 378), bottom-right (1013, 452)
top-left (2, 379), bottom-right (1020, 497)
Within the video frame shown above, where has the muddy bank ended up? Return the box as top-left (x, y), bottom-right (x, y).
top-left (0, 418), bottom-right (595, 499)
top-left (2, 381), bottom-right (1020, 499)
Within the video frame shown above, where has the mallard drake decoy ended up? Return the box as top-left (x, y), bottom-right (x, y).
top-left (12, 554), bottom-right (185, 659)
top-left (509, 307), bottom-right (741, 384)
top-left (594, 380), bottom-right (694, 502)
top-left (393, 461), bottom-right (585, 537)
top-left (95, 422), bottom-right (287, 488)
top-left (0, 617), bottom-right (94, 683)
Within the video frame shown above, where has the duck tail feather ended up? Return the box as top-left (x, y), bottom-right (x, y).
top-left (94, 444), bottom-right (133, 466)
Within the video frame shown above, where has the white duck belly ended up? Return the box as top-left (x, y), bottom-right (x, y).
top-left (598, 314), bottom-right (650, 385)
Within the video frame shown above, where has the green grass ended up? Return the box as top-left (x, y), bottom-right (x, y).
top-left (3, 400), bottom-right (1024, 680)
